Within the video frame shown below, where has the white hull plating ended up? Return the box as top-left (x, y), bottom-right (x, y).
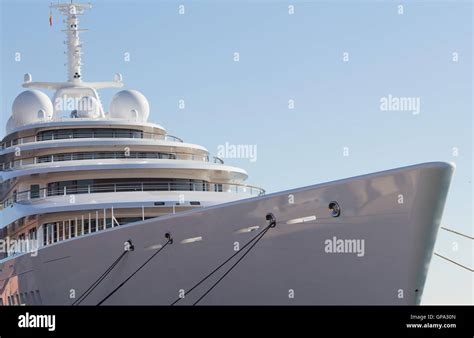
top-left (0, 162), bottom-right (453, 305)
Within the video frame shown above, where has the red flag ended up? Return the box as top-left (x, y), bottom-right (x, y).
top-left (49, 13), bottom-right (52, 26)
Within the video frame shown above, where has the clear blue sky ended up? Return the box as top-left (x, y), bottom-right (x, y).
top-left (0, 0), bottom-right (472, 304)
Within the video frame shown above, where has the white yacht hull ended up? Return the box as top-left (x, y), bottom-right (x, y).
top-left (0, 162), bottom-right (454, 305)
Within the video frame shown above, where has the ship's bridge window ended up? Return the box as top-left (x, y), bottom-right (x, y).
top-left (36, 128), bottom-right (144, 141)
top-left (94, 129), bottom-right (114, 138)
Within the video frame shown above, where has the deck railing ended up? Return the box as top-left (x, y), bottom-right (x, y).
top-left (1, 152), bottom-right (225, 171)
top-left (1, 130), bottom-right (183, 150)
top-left (2, 181), bottom-right (265, 208)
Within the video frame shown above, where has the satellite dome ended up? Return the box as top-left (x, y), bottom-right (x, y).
top-left (76, 96), bottom-right (101, 118)
top-left (6, 116), bottom-right (17, 134)
top-left (109, 90), bottom-right (149, 122)
top-left (11, 90), bottom-right (53, 127)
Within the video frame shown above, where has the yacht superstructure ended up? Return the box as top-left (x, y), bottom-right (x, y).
top-left (1, 2), bottom-right (262, 254)
top-left (0, 2), bottom-right (454, 306)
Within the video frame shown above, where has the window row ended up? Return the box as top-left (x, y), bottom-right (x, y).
top-left (3, 290), bottom-right (42, 306)
top-left (36, 151), bottom-right (178, 163)
top-left (46, 178), bottom-right (215, 195)
top-left (42, 215), bottom-right (156, 246)
top-left (3, 179), bottom-right (223, 208)
top-left (37, 128), bottom-right (144, 141)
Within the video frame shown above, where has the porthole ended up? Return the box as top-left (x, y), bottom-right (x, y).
top-left (329, 201), bottom-right (341, 217)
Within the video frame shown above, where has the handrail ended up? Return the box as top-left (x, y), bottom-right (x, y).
top-left (2, 180), bottom-right (265, 207)
top-left (1, 129), bottom-right (183, 150)
top-left (1, 151), bottom-right (225, 170)
top-left (213, 156), bottom-right (224, 165)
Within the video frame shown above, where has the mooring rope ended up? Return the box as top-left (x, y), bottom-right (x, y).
top-left (97, 234), bottom-right (173, 306)
top-left (171, 213), bottom-right (276, 305)
top-left (72, 240), bottom-right (133, 306)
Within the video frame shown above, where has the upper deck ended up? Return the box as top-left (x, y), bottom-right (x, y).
top-left (0, 1), bottom-right (265, 248)
top-left (1, 119), bottom-right (171, 149)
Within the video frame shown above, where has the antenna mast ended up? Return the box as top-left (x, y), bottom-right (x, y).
top-left (50, 2), bottom-right (92, 82)
top-left (23, 1), bottom-right (123, 92)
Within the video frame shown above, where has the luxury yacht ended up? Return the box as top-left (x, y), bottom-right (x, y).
top-left (0, 2), bottom-right (454, 305)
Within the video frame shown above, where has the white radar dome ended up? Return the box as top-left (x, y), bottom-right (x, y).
top-left (11, 90), bottom-right (53, 129)
top-left (6, 116), bottom-right (17, 134)
top-left (77, 96), bottom-right (101, 118)
top-left (109, 90), bottom-right (149, 122)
